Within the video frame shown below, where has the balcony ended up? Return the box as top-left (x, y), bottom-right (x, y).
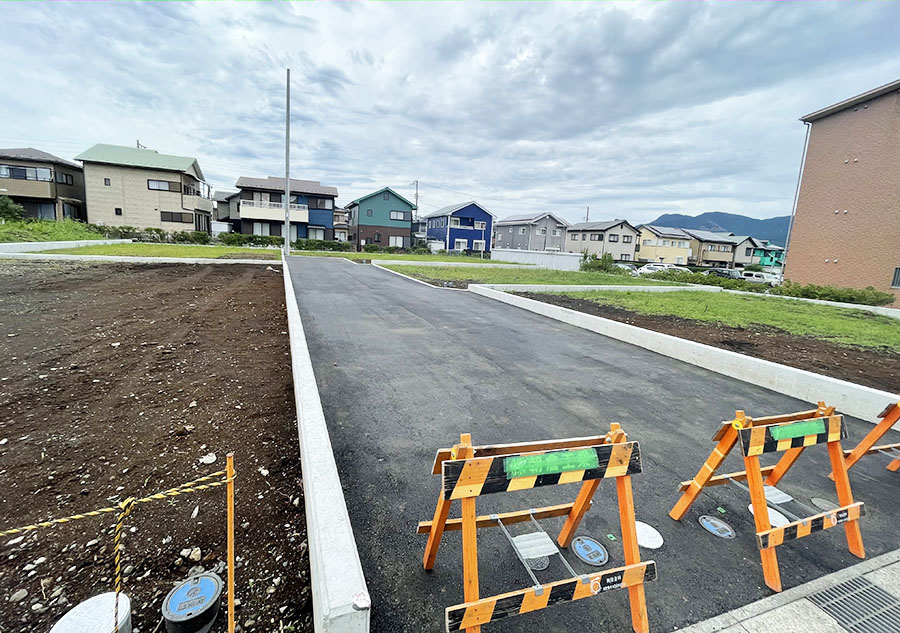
top-left (240, 199), bottom-right (309, 223)
top-left (333, 212), bottom-right (349, 227)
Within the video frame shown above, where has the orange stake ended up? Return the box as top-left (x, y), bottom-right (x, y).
top-left (836, 402), bottom-right (900, 476)
top-left (226, 453), bottom-right (236, 633)
top-left (617, 473), bottom-right (649, 633)
top-left (827, 441), bottom-right (865, 559)
top-left (744, 454), bottom-right (781, 592)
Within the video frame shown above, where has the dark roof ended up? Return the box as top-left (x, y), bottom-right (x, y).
top-left (235, 176), bottom-right (337, 197)
top-left (76, 144), bottom-right (203, 179)
top-left (348, 187), bottom-right (416, 209)
top-left (0, 147), bottom-right (81, 169)
top-left (212, 190), bottom-right (238, 202)
top-left (801, 78), bottom-right (900, 122)
top-left (682, 228), bottom-right (736, 243)
top-left (423, 201), bottom-right (496, 219)
top-left (496, 212), bottom-right (570, 227)
top-left (567, 219), bottom-right (636, 232)
top-left (639, 225), bottom-right (691, 239)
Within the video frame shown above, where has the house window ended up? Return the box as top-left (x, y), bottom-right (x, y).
top-left (708, 245), bottom-right (716, 251)
top-left (678, 241), bottom-right (688, 248)
top-left (309, 227), bottom-right (325, 240)
top-left (161, 211), bottom-right (194, 223)
top-left (608, 234), bottom-right (619, 242)
top-left (450, 217), bottom-right (460, 227)
top-left (373, 232), bottom-right (381, 242)
top-left (720, 245), bottom-right (729, 252)
top-left (551, 229), bottom-right (561, 237)
top-left (383, 192), bottom-right (390, 200)
top-left (642, 239), bottom-right (653, 246)
top-left (571, 233), bottom-right (579, 240)
top-left (104, 178), bottom-right (111, 186)
top-left (621, 254), bottom-right (631, 261)
top-left (518, 227), bottom-right (526, 235)
top-left (893, 268), bottom-right (900, 288)
top-left (745, 247), bottom-right (753, 257)
top-left (622, 235), bottom-right (632, 243)
top-left (590, 234), bottom-right (601, 241)
top-left (252, 221), bottom-right (270, 236)
top-left (115, 207), bottom-right (122, 216)
top-left (508, 227), bottom-right (513, 233)
top-left (676, 256), bottom-right (684, 264)
top-left (55, 171), bottom-right (74, 186)
top-left (662, 240), bottom-right (670, 247)
top-left (475, 221), bottom-right (486, 230)
top-left (537, 228), bottom-right (546, 235)
top-left (148, 179), bottom-right (174, 191)
top-left (454, 238), bottom-right (468, 251)
top-left (390, 211), bottom-right (405, 221)
top-left (389, 235), bottom-right (404, 247)
top-left (366, 209), bottom-right (373, 216)
top-left (473, 239), bottom-right (486, 251)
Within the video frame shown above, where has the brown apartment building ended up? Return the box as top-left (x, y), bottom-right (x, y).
top-left (785, 78), bottom-right (900, 306)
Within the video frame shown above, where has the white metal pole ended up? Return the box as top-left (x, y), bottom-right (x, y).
top-left (283, 68), bottom-right (291, 255)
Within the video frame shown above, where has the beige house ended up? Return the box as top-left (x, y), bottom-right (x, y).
top-left (565, 220), bottom-right (639, 260)
top-left (76, 144), bottom-right (213, 233)
top-left (785, 78), bottom-right (900, 306)
top-left (0, 148), bottom-right (85, 220)
top-left (635, 225), bottom-right (692, 264)
top-left (683, 229), bottom-right (738, 268)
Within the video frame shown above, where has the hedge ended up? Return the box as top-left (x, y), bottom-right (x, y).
top-left (293, 238), bottom-right (351, 252)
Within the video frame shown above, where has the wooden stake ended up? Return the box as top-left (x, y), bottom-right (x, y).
top-left (557, 479), bottom-right (600, 548)
top-left (226, 453), bottom-right (236, 633)
top-left (836, 403), bottom-right (900, 477)
top-left (457, 435), bottom-right (480, 633)
top-left (670, 419), bottom-right (740, 521)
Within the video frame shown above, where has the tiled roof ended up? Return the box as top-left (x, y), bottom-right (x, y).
top-left (424, 201), bottom-right (496, 218)
top-left (0, 147), bottom-right (81, 169)
top-left (496, 212), bottom-right (570, 226)
top-left (349, 186), bottom-right (416, 209)
top-left (568, 219), bottom-right (631, 232)
top-left (235, 176), bottom-right (338, 197)
top-left (640, 225), bottom-right (692, 239)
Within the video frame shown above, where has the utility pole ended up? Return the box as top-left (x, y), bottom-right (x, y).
top-left (584, 206), bottom-right (590, 223)
top-left (283, 68), bottom-right (291, 255)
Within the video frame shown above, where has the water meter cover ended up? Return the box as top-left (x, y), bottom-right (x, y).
top-left (162, 573), bottom-right (222, 633)
top-left (699, 515), bottom-right (736, 539)
top-left (571, 536), bottom-right (609, 566)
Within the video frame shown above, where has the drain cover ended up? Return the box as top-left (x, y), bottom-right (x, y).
top-left (635, 521), bottom-right (664, 549)
top-left (571, 536), bottom-right (609, 566)
top-left (811, 497), bottom-right (839, 512)
top-left (809, 576), bottom-right (900, 632)
top-left (698, 515), bottom-right (735, 539)
top-left (525, 556), bottom-right (550, 571)
top-left (748, 504), bottom-right (790, 528)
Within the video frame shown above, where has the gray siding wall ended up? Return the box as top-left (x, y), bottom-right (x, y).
top-left (493, 216), bottom-right (567, 251)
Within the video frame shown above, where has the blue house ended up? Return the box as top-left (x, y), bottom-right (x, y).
top-left (424, 201), bottom-right (495, 253)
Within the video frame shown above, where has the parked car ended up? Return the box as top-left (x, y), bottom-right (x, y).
top-left (670, 266), bottom-right (692, 273)
top-left (741, 271), bottom-right (772, 284)
top-left (615, 262), bottom-right (638, 274)
top-left (637, 263), bottom-right (676, 275)
top-left (703, 268), bottom-right (743, 280)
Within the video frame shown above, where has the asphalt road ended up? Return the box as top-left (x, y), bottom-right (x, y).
top-left (287, 256), bottom-right (900, 633)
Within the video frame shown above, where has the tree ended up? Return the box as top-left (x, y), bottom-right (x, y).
top-left (0, 196), bottom-right (24, 222)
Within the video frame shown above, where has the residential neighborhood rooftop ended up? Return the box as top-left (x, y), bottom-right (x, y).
top-left (801, 77), bottom-right (900, 122)
top-left (496, 211), bottom-right (570, 226)
top-left (640, 224), bottom-right (692, 238)
top-left (0, 147), bottom-right (81, 169)
top-left (75, 143), bottom-right (203, 178)
top-left (568, 219), bottom-right (632, 232)
top-left (235, 176), bottom-right (338, 197)
top-left (349, 186), bottom-right (416, 209)
top-left (424, 200), bottom-right (496, 218)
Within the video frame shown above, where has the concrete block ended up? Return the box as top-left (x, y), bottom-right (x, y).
top-left (0, 239), bottom-right (132, 253)
top-left (738, 599), bottom-right (845, 633)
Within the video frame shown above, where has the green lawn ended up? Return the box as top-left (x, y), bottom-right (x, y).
top-left (38, 243), bottom-right (280, 259)
top-left (292, 251), bottom-right (522, 264)
top-left (0, 219), bottom-right (105, 243)
top-left (383, 265), bottom-right (677, 286)
top-left (557, 290), bottom-right (900, 351)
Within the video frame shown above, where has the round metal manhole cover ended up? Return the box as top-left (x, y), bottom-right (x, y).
top-left (811, 497), bottom-right (839, 512)
top-left (571, 536), bottom-right (609, 566)
top-left (162, 573), bottom-right (222, 633)
top-left (748, 504), bottom-right (790, 528)
top-left (699, 515), bottom-right (736, 539)
top-left (635, 521), bottom-right (664, 549)
top-left (525, 556), bottom-right (550, 571)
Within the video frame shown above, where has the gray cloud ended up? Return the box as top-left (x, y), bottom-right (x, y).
top-left (1, 2), bottom-right (899, 224)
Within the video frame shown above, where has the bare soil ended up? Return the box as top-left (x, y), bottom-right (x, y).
top-left (518, 292), bottom-right (900, 393)
top-left (0, 261), bottom-right (310, 632)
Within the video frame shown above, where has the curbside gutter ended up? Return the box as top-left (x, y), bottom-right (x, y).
top-left (0, 238), bottom-right (132, 253)
top-left (282, 255), bottom-right (371, 632)
top-left (469, 285), bottom-right (899, 423)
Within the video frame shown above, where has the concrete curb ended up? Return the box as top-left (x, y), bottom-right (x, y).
top-left (372, 262), bottom-right (467, 291)
top-left (367, 259), bottom-right (530, 268)
top-left (0, 238), bottom-right (133, 253)
top-left (478, 283), bottom-right (709, 292)
top-left (468, 285), bottom-right (899, 423)
top-left (0, 253), bottom-right (282, 265)
top-left (678, 548), bottom-right (900, 632)
top-left (282, 255), bottom-right (370, 632)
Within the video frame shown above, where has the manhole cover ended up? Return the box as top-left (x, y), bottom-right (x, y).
top-left (635, 521), bottom-right (664, 549)
top-left (571, 536), bottom-right (609, 566)
top-left (699, 515), bottom-right (735, 539)
top-left (525, 556), bottom-right (549, 571)
top-left (811, 497), bottom-right (839, 512)
top-left (809, 576), bottom-right (900, 632)
top-left (748, 504), bottom-right (790, 528)
top-left (162, 573), bottom-right (222, 633)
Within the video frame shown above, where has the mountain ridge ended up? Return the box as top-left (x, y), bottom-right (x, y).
top-left (647, 212), bottom-right (790, 246)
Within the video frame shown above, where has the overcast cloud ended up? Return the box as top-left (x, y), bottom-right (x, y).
top-left (2, 2), bottom-right (899, 223)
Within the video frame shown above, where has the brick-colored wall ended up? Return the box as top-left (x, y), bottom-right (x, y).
top-left (785, 89), bottom-right (900, 306)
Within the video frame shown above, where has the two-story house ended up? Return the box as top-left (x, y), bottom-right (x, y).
top-left (635, 225), bottom-right (693, 264)
top-left (565, 220), bottom-right (639, 260)
top-left (425, 201), bottom-right (494, 253)
top-left (683, 229), bottom-right (739, 268)
top-left (347, 187), bottom-right (416, 249)
top-left (493, 212), bottom-right (569, 251)
top-left (76, 144), bottom-right (213, 233)
top-left (333, 207), bottom-right (350, 242)
top-left (753, 241), bottom-right (785, 270)
top-left (229, 176), bottom-right (337, 241)
top-left (0, 148), bottom-right (85, 221)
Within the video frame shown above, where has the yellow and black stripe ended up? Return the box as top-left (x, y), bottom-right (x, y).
top-left (739, 416), bottom-right (845, 457)
top-left (444, 561), bottom-right (657, 631)
top-left (442, 442), bottom-right (641, 500)
top-left (756, 502), bottom-right (865, 549)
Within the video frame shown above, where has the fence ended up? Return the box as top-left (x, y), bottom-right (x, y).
top-left (491, 248), bottom-right (582, 270)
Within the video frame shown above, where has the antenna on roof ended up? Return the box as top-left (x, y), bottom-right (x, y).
top-left (136, 140), bottom-right (146, 149)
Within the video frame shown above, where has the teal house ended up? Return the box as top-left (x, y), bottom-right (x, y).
top-left (753, 241), bottom-right (785, 268)
top-left (347, 187), bottom-right (417, 250)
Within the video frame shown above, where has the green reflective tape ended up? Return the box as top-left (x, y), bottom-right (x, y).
top-left (770, 419), bottom-right (826, 441)
top-left (504, 449), bottom-right (599, 480)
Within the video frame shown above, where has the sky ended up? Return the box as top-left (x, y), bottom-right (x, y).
top-left (2, 2), bottom-right (899, 225)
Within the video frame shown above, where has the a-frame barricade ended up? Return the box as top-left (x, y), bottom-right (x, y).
top-left (418, 424), bottom-right (656, 632)
top-left (669, 403), bottom-right (865, 592)
top-left (835, 401), bottom-right (900, 477)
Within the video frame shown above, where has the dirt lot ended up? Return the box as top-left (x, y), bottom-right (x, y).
top-left (519, 292), bottom-right (899, 393)
top-left (0, 261), bottom-right (310, 632)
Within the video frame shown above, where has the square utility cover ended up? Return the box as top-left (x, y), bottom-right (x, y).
top-left (512, 531), bottom-right (559, 560)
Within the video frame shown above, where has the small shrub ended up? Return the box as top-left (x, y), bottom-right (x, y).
top-left (0, 196), bottom-right (25, 221)
top-left (218, 232), bottom-right (249, 246)
top-left (383, 246), bottom-right (403, 254)
top-left (293, 238), bottom-right (351, 252)
top-left (744, 263), bottom-right (764, 272)
top-left (411, 246), bottom-right (430, 255)
top-left (363, 244), bottom-right (382, 253)
top-left (771, 280), bottom-right (896, 306)
top-left (645, 269), bottom-right (768, 293)
top-left (580, 252), bottom-right (629, 275)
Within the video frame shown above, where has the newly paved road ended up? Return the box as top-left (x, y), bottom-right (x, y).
top-left (287, 256), bottom-right (900, 633)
